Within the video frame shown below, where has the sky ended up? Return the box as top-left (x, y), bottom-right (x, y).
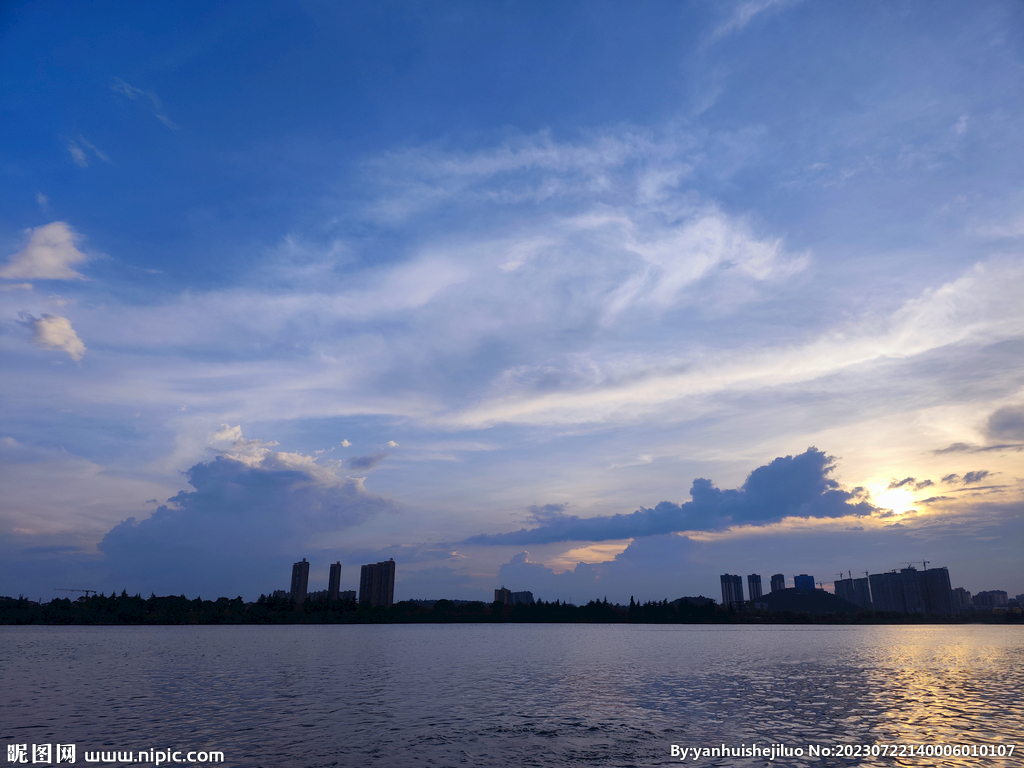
top-left (1, 0), bottom-right (1022, 604)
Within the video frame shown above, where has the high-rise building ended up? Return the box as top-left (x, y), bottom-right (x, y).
top-left (869, 571), bottom-right (904, 613)
top-left (747, 574), bottom-right (763, 602)
top-left (495, 586), bottom-right (512, 604)
top-left (834, 578), bottom-right (853, 603)
top-left (919, 567), bottom-right (953, 616)
top-left (851, 577), bottom-right (872, 610)
top-left (951, 587), bottom-right (972, 611)
top-left (899, 567), bottom-right (925, 613)
top-left (510, 590), bottom-right (534, 606)
top-left (359, 559), bottom-right (396, 608)
top-left (290, 558), bottom-right (310, 605)
top-left (720, 574), bottom-right (744, 607)
top-left (770, 574), bottom-right (786, 592)
top-left (328, 562), bottom-right (342, 602)
top-left (973, 590), bottom-right (1008, 608)
top-left (793, 574), bottom-right (815, 590)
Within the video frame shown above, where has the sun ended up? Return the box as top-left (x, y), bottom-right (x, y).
top-left (872, 486), bottom-right (916, 514)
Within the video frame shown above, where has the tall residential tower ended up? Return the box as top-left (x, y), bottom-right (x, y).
top-left (359, 559), bottom-right (396, 608)
top-left (290, 558), bottom-right (309, 605)
top-left (328, 562), bottom-right (342, 602)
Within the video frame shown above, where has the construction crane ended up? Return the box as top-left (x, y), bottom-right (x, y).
top-left (55, 588), bottom-right (97, 598)
top-left (901, 561), bottom-right (930, 570)
top-left (836, 572), bottom-right (845, 581)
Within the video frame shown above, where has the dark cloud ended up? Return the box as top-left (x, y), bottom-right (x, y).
top-left (987, 405), bottom-right (1024, 441)
top-left (465, 448), bottom-right (875, 546)
top-left (934, 442), bottom-right (1022, 454)
top-left (98, 453), bottom-right (397, 597)
top-left (919, 496), bottom-right (952, 503)
top-left (940, 470), bottom-right (992, 487)
top-left (22, 545), bottom-right (84, 555)
top-left (497, 536), bottom-right (704, 603)
top-left (887, 477), bottom-right (916, 490)
top-left (348, 452), bottom-right (388, 470)
top-left (934, 443), bottom-right (975, 455)
top-left (914, 479), bottom-right (934, 490)
top-left (527, 503), bottom-right (569, 523)
top-left (487, 501), bottom-right (1024, 604)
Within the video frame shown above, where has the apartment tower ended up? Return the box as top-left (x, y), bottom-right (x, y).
top-left (359, 559), bottom-right (396, 608)
top-left (290, 558), bottom-right (310, 605)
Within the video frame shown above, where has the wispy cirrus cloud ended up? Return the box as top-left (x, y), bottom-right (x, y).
top-left (67, 137), bottom-right (110, 168)
top-left (709, 0), bottom-right (801, 43)
top-left (111, 78), bottom-right (180, 130)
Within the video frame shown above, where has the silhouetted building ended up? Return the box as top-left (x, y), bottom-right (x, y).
top-left (328, 562), bottom-right (342, 602)
top-left (770, 574), bottom-right (786, 592)
top-left (510, 590), bottom-right (534, 605)
top-left (834, 578), bottom-right (854, 603)
top-left (495, 586), bottom-right (512, 604)
top-left (973, 590), bottom-right (1008, 609)
top-left (793, 574), bottom-right (815, 590)
top-left (851, 577), bottom-right (872, 610)
top-left (720, 574), bottom-right (744, 607)
top-left (900, 567), bottom-right (925, 613)
top-left (869, 571), bottom-right (903, 612)
top-left (951, 587), bottom-right (972, 611)
top-left (290, 558), bottom-right (309, 605)
top-left (747, 574), bottom-right (763, 601)
top-left (919, 567), bottom-right (953, 616)
top-left (359, 559), bottom-right (396, 608)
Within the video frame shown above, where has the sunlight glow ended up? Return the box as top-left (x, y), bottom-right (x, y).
top-left (872, 486), bottom-right (916, 515)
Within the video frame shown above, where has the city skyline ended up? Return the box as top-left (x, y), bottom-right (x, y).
top-left (2, 3), bottom-right (1023, 603)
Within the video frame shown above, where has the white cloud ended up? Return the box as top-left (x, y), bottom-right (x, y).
top-left (211, 424), bottom-right (243, 442)
top-left (111, 78), bottom-right (180, 130)
top-left (68, 142), bottom-right (88, 167)
top-left (341, 439), bottom-right (352, 447)
top-left (447, 259), bottom-right (1024, 428)
top-left (711, 0), bottom-right (799, 43)
top-left (387, 440), bottom-right (400, 448)
top-left (1, 222), bottom-right (88, 280)
top-left (67, 138), bottom-right (110, 168)
top-left (29, 314), bottom-right (87, 361)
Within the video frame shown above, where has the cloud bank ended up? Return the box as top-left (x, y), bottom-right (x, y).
top-left (465, 448), bottom-right (874, 546)
top-left (98, 446), bottom-right (397, 596)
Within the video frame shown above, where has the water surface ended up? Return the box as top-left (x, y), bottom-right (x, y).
top-left (2, 624), bottom-right (1020, 766)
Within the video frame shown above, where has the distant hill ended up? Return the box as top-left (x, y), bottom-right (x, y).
top-left (758, 588), bottom-right (861, 615)
top-left (671, 595), bottom-right (715, 608)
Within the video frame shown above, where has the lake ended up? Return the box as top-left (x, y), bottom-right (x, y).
top-left (2, 624), bottom-right (1020, 767)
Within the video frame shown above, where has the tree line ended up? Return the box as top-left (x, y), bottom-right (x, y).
top-left (2, 592), bottom-right (1016, 625)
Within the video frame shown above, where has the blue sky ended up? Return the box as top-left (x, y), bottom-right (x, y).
top-left (2, 1), bottom-right (1022, 603)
